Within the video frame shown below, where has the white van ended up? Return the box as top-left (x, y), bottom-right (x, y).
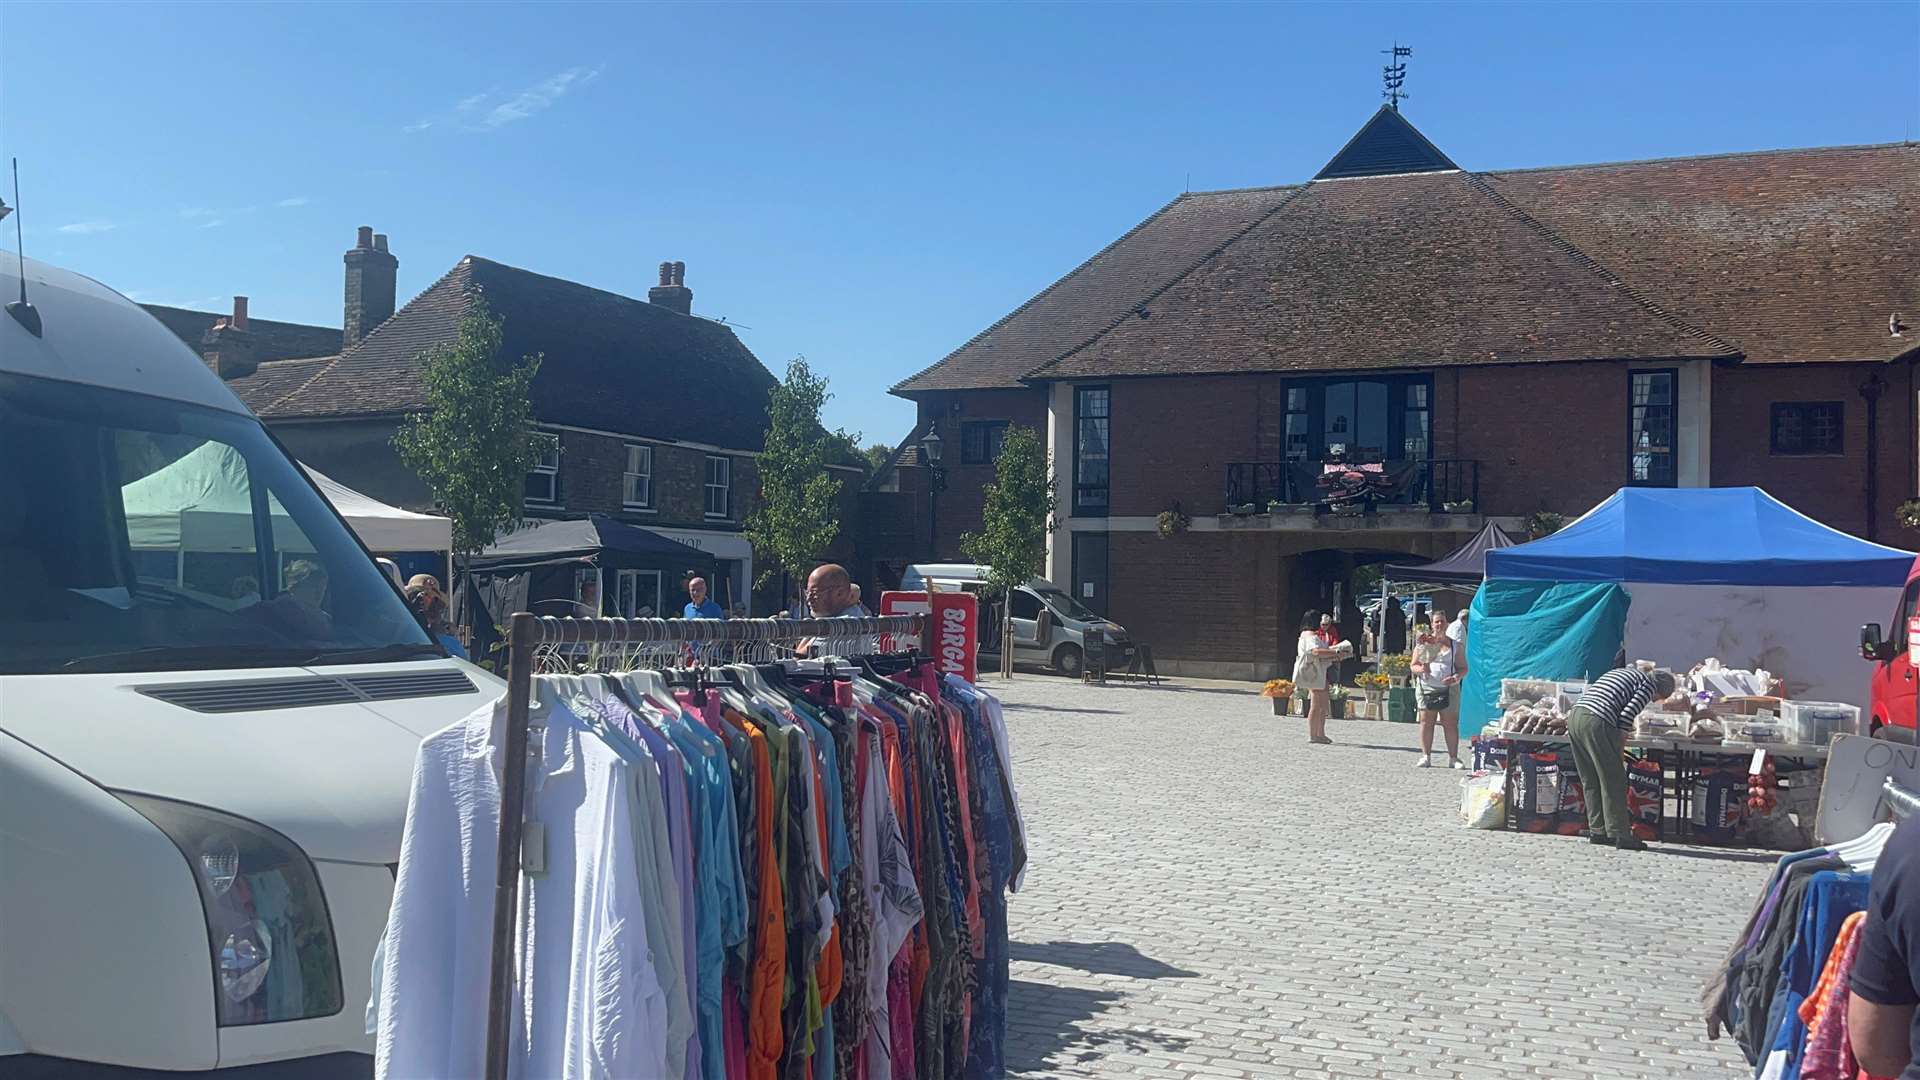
top-left (900, 563), bottom-right (1135, 677)
top-left (0, 257), bottom-right (499, 1076)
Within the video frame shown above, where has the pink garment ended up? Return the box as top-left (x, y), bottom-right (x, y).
top-left (888, 949), bottom-right (915, 1080)
top-left (1801, 926), bottom-right (1895, 1080)
top-left (723, 979), bottom-right (748, 1080)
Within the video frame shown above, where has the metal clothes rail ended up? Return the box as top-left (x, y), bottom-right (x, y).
top-left (484, 612), bottom-right (928, 1080)
top-left (1886, 775), bottom-right (1920, 820)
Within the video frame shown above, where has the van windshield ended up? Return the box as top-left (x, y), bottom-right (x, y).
top-left (1035, 587), bottom-right (1101, 622)
top-left (0, 372), bottom-right (437, 674)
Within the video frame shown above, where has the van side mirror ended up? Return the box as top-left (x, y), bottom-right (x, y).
top-left (1863, 623), bottom-right (1893, 662)
top-left (1035, 607), bottom-right (1054, 642)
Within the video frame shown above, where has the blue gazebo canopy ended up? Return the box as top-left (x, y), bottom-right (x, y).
top-left (1486, 487), bottom-right (1912, 588)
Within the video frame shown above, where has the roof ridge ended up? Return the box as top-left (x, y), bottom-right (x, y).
top-left (1025, 182), bottom-right (1318, 379)
top-left (1484, 140), bottom-right (1917, 178)
top-left (890, 193), bottom-right (1198, 394)
top-left (1458, 171), bottom-right (1743, 357)
top-left (1182, 182), bottom-right (1303, 197)
top-left (259, 259), bottom-right (474, 415)
top-left (462, 253), bottom-right (738, 331)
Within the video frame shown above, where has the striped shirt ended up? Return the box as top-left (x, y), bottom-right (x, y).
top-left (1576, 667), bottom-right (1661, 732)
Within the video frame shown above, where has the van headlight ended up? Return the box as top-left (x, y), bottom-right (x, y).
top-left (116, 793), bottom-right (343, 1025)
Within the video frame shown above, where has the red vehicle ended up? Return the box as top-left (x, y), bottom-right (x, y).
top-left (1860, 556), bottom-right (1920, 742)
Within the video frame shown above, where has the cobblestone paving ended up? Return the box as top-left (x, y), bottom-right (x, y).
top-left (992, 675), bottom-right (1767, 1079)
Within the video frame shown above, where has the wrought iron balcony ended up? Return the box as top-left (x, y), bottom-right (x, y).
top-left (1223, 458), bottom-right (1480, 514)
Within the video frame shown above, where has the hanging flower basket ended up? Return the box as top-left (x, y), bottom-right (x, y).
top-left (1156, 504), bottom-right (1192, 538)
top-left (1899, 498), bottom-right (1920, 531)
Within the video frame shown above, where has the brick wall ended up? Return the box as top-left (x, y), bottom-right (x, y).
top-left (1108, 375), bottom-right (1264, 517)
top-left (1710, 361), bottom-right (1919, 543)
top-left (914, 388), bottom-right (1049, 558)
top-left (546, 429), bottom-right (752, 529)
top-left (1440, 362), bottom-right (1637, 518)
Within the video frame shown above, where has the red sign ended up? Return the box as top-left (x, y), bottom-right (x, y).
top-left (880, 589), bottom-right (978, 683)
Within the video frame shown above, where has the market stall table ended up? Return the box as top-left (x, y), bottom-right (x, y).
top-left (1491, 730), bottom-right (1828, 843)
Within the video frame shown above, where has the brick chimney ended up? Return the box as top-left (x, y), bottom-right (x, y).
top-left (201, 296), bottom-right (257, 380)
top-left (343, 225), bottom-right (398, 346)
top-left (647, 260), bottom-right (692, 315)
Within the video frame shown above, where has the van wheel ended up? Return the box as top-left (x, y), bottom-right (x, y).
top-left (1052, 643), bottom-right (1084, 678)
top-left (1874, 721), bottom-right (1917, 745)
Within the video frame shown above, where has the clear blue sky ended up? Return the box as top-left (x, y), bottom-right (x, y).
top-left (2, 2), bottom-right (1914, 443)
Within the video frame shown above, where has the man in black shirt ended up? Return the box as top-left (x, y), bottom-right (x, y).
top-left (1852, 815), bottom-right (1920, 1077)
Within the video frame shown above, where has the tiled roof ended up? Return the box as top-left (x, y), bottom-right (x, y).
top-left (1315, 106), bottom-right (1457, 180)
top-left (225, 356), bottom-right (336, 413)
top-left (143, 304), bottom-right (342, 363)
top-left (1034, 170), bottom-right (1733, 380)
top-left (256, 256), bottom-right (779, 451)
top-left (890, 186), bottom-right (1299, 393)
top-left (896, 136), bottom-right (1917, 392)
top-left (1483, 143), bottom-right (1920, 363)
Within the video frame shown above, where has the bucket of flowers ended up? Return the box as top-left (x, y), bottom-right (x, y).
top-left (1261, 678), bottom-right (1295, 717)
top-left (1354, 671), bottom-right (1391, 718)
top-left (1379, 653), bottom-right (1412, 687)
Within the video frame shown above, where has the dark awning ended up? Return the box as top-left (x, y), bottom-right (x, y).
top-left (1383, 521), bottom-right (1521, 585)
top-left (467, 513), bottom-right (720, 577)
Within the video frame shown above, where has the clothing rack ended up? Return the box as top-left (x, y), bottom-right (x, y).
top-left (1885, 775), bottom-right (1920, 820)
top-left (485, 612), bottom-right (929, 1080)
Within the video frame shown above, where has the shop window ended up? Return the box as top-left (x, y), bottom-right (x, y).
top-left (614, 568), bottom-right (662, 618)
top-left (1074, 386), bottom-right (1110, 515)
top-left (1770, 402), bottom-right (1843, 456)
top-left (623, 444), bottom-right (653, 508)
top-left (961, 421), bottom-right (1009, 465)
top-left (525, 431), bottom-right (561, 506)
top-left (1629, 371), bottom-right (1677, 487)
top-left (704, 455), bottom-right (732, 519)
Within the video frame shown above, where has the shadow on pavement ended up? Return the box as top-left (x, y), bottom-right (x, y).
top-left (1000, 702), bottom-right (1127, 716)
top-left (1005, 979), bottom-right (1195, 1076)
top-left (1012, 939), bottom-right (1199, 979)
top-left (1336, 742), bottom-right (1425, 754)
top-left (1643, 845), bottom-right (1782, 865)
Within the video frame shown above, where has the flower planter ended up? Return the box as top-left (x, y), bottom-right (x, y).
top-left (1328, 698), bottom-right (1348, 720)
top-left (1271, 697), bottom-right (1285, 717)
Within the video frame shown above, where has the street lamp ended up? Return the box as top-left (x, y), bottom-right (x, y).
top-left (922, 428), bottom-right (948, 561)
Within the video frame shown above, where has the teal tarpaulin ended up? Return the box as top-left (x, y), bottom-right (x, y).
top-left (1460, 580), bottom-right (1630, 731)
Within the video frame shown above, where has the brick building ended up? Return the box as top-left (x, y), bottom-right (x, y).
top-left (881, 108), bottom-right (1920, 679)
top-left (156, 230), bottom-right (860, 613)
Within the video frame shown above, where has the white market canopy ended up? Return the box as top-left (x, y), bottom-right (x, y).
top-left (119, 441), bottom-right (450, 555)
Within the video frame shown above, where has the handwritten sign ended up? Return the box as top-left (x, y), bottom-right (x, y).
top-left (1816, 733), bottom-right (1920, 843)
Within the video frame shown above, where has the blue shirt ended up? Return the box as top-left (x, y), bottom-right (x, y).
top-left (683, 599), bottom-right (725, 619)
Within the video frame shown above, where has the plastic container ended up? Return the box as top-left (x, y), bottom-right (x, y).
top-left (1777, 701), bottom-right (1861, 746)
top-left (1725, 718), bottom-right (1788, 745)
top-left (1501, 678), bottom-right (1559, 706)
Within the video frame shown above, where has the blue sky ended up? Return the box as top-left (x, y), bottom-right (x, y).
top-left (1, 2), bottom-right (1914, 444)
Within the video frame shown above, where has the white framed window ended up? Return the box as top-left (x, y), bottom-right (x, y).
top-left (623, 444), bottom-right (653, 508)
top-left (525, 431), bottom-right (561, 506)
top-left (614, 568), bottom-right (662, 618)
top-left (572, 568), bottom-right (602, 615)
top-left (704, 455), bottom-right (731, 519)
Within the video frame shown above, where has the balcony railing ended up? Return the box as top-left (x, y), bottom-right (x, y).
top-left (1224, 458), bottom-right (1480, 514)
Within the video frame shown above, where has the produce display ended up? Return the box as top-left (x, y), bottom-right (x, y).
top-left (1748, 758), bottom-right (1779, 815)
top-left (1502, 708), bottom-right (1567, 736)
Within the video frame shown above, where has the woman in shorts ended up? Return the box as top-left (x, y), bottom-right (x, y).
top-left (1293, 610), bottom-right (1343, 745)
top-left (1410, 609), bottom-right (1463, 769)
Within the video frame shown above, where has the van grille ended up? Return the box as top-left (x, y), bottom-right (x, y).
top-left (140, 670), bottom-right (477, 714)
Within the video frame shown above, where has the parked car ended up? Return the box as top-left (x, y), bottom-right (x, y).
top-left (1861, 554), bottom-right (1920, 742)
top-left (899, 563), bottom-right (1134, 677)
top-left (0, 257), bottom-right (499, 1076)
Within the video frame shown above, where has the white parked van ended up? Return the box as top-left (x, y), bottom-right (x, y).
top-left (899, 563), bottom-right (1135, 677)
top-left (0, 257), bottom-right (499, 1076)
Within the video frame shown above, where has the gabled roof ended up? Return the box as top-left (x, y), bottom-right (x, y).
top-left (252, 256), bottom-right (779, 452)
top-left (893, 114), bottom-right (1917, 394)
top-left (890, 185), bottom-right (1298, 394)
top-left (143, 304), bottom-right (342, 363)
top-left (226, 356), bottom-right (336, 413)
top-left (1032, 169), bottom-right (1734, 380)
top-left (1315, 106), bottom-right (1457, 180)
top-left (1482, 143), bottom-right (1920, 364)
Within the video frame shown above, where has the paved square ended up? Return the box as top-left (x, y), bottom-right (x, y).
top-left (992, 675), bottom-right (1767, 1078)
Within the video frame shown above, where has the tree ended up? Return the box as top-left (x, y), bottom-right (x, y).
top-left (959, 425), bottom-right (1056, 678)
top-left (862, 442), bottom-right (895, 474)
top-left (746, 357), bottom-right (846, 590)
top-left (392, 299), bottom-right (543, 556)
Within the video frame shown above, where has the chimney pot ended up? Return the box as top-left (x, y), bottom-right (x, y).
top-left (672, 261), bottom-right (686, 287)
top-left (658, 262), bottom-right (673, 286)
top-left (647, 259), bottom-right (693, 315)
top-left (344, 227), bottom-right (399, 346)
top-left (232, 296), bottom-right (249, 331)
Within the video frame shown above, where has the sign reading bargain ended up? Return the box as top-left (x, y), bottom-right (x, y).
top-left (880, 589), bottom-right (978, 683)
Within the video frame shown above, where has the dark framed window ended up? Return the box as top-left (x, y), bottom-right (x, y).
top-left (1276, 375), bottom-right (1433, 463)
top-left (1072, 532), bottom-right (1109, 618)
top-left (1074, 386), bottom-right (1110, 515)
top-left (704, 455), bottom-right (731, 519)
top-left (1629, 370), bottom-right (1677, 487)
top-left (960, 420), bottom-right (1009, 465)
top-left (1770, 402), bottom-right (1844, 456)
top-left (525, 431), bottom-right (561, 506)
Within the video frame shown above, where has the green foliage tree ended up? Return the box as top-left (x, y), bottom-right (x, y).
top-left (862, 442), bottom-right (895, 474)
top-left (959, 425), bottom-right (1057, 678)
top-left (392, 300), bottom-right (543, 556)
top-left (746, 357), bottom-right (846, 590)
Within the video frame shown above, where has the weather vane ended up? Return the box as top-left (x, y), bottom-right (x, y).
top-left (1382, 43), bottom-right (1411, 111)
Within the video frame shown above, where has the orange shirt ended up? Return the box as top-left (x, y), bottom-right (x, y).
top-left (730, 713), bottom-right (786, 1080)
top-left (1799, 910), bottom-right (1864, 1037)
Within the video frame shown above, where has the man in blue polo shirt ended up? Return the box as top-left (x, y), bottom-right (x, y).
top-left (682, 576), bottom-right (724, 620)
